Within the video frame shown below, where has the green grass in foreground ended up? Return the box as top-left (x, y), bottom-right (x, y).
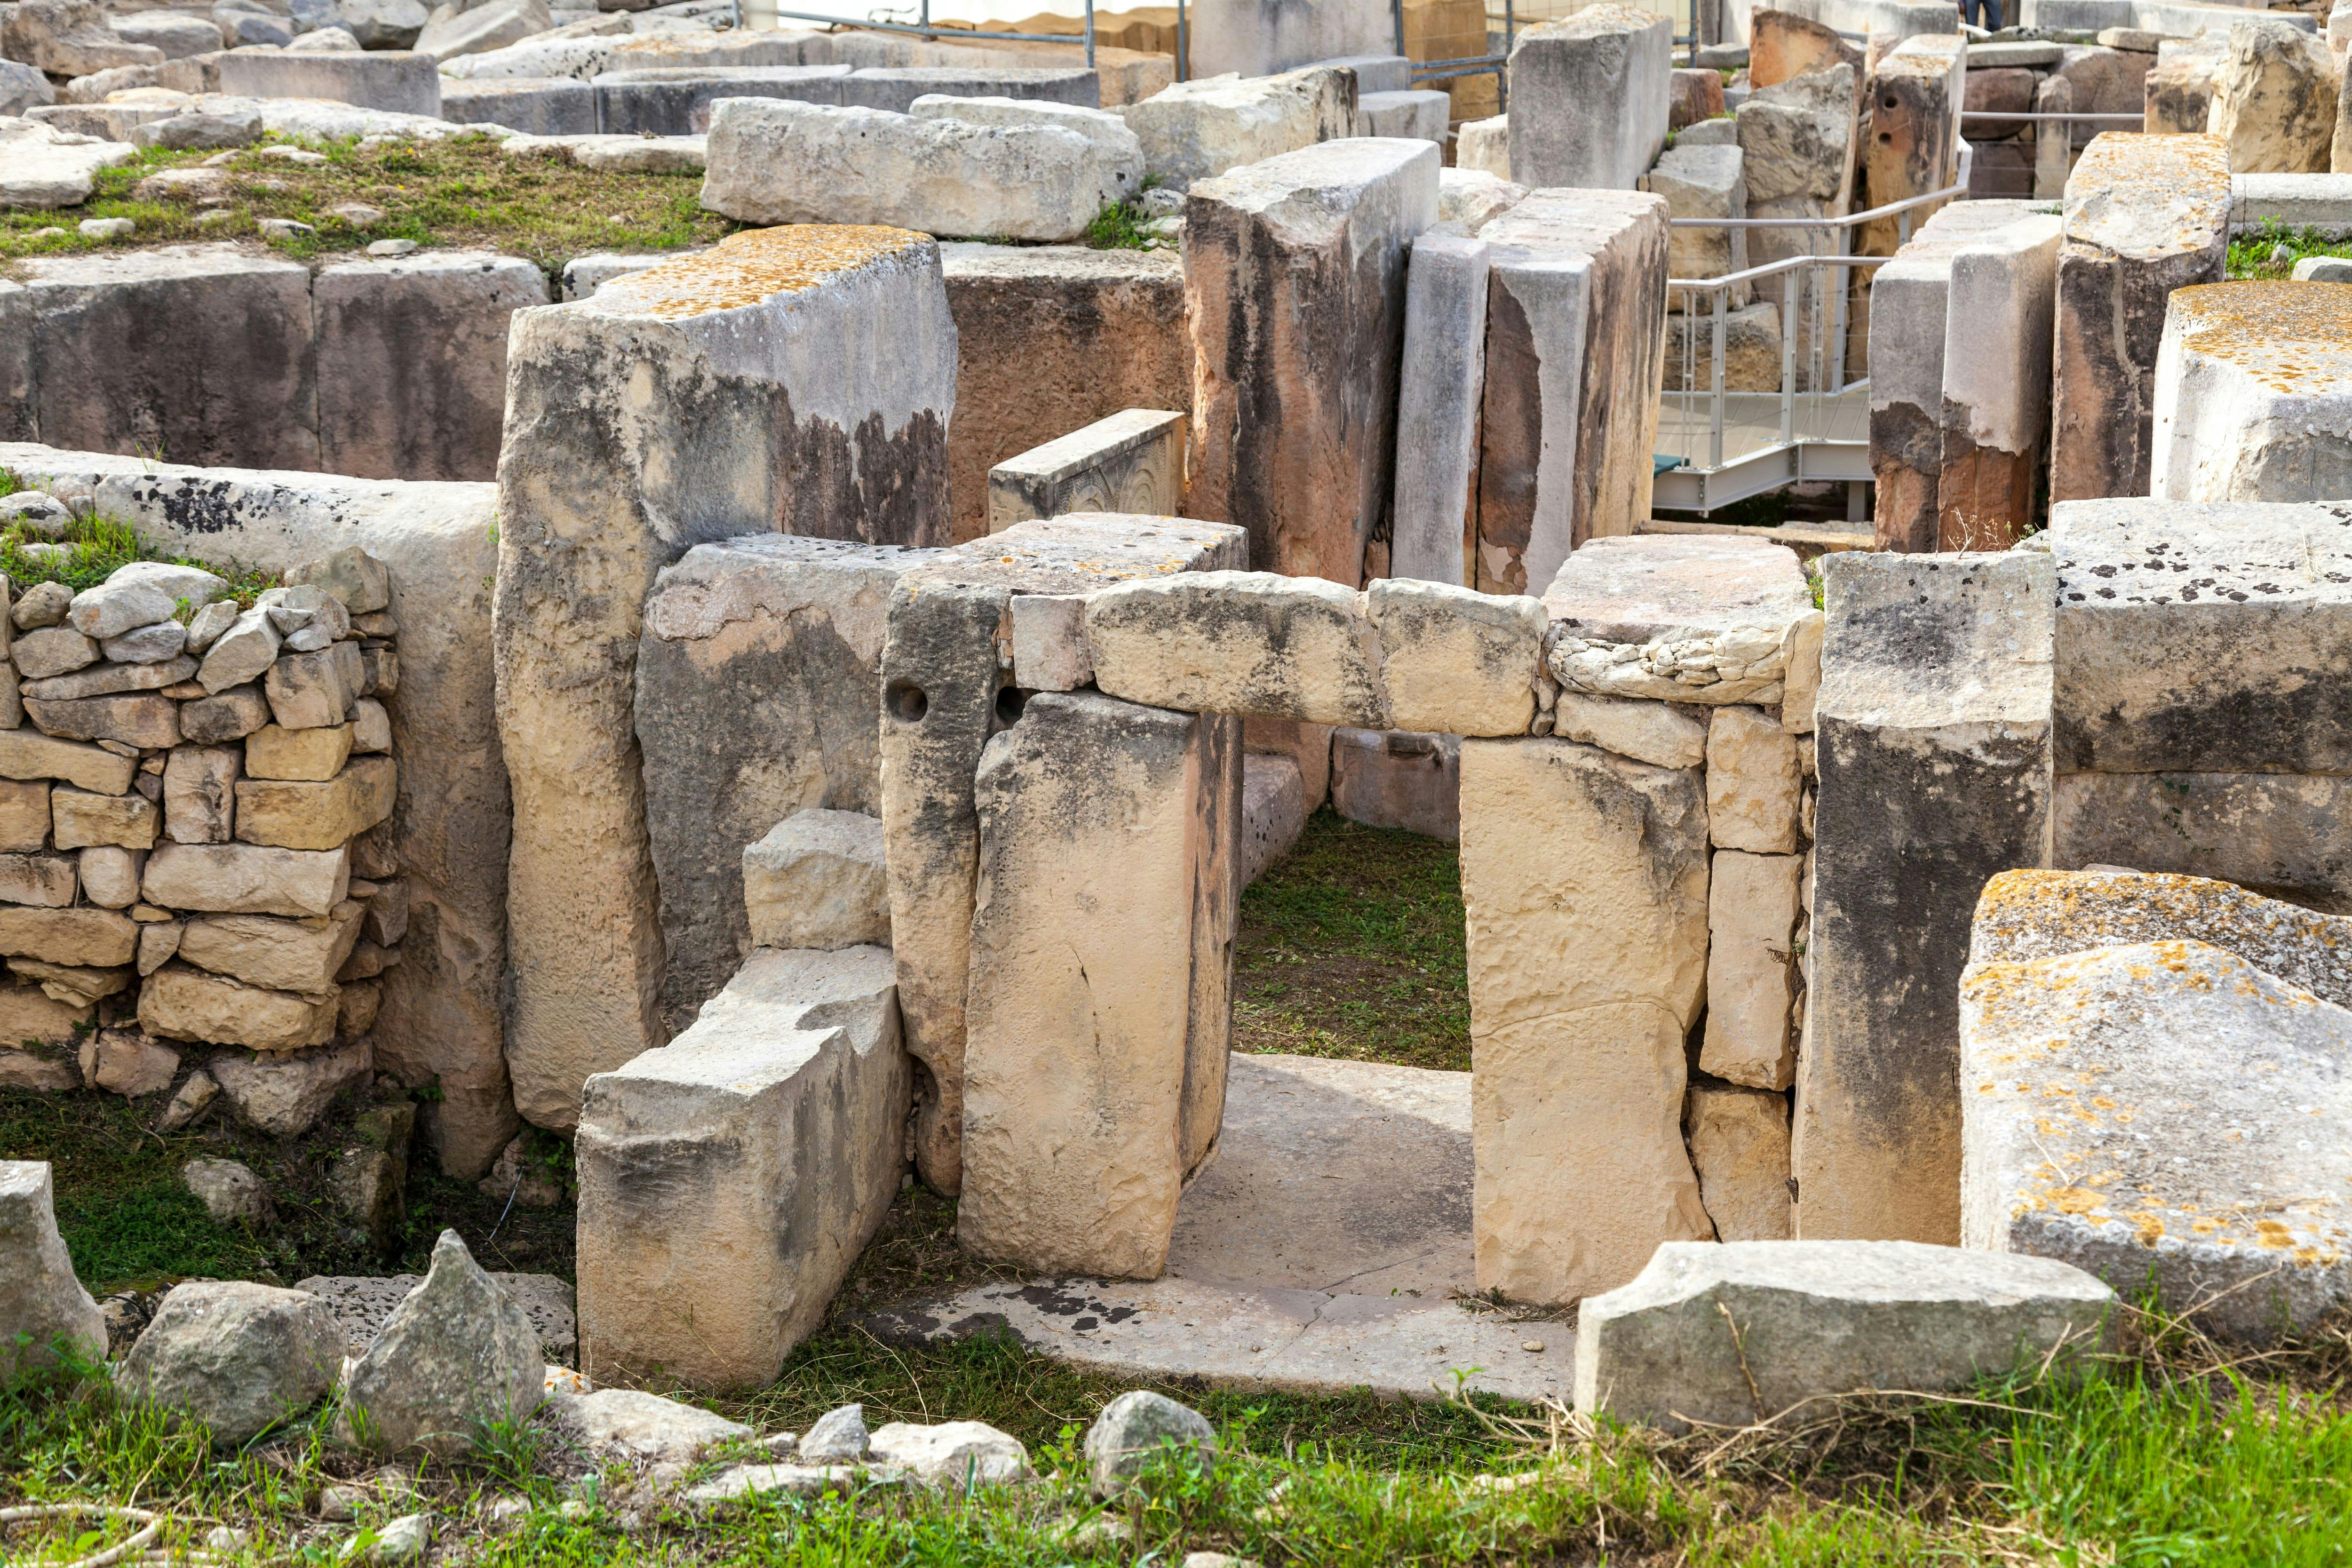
top-left (1232, 808), bottom-right (1471, 1072)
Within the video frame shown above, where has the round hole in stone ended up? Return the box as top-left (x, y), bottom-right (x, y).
top-left (888, 680), bottom-right (929, 722)
top-left (994, 685), bottom-right (1029, 726)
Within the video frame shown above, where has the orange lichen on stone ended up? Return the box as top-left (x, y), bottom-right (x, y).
top-left (596, 225), bottom-right (930, 320)
top-left (2169, 280), bottom-right (2352, 396)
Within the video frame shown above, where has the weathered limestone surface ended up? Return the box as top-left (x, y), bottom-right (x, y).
top-left (1506, 7), bottom-right (1672, 191)
top-left (577, 945), bottom-right (907, 1387)
top-left (1119, 65), bottom-right (1357, 186)
top-left (494, 228), bottom-right (955, 1131)
top-left (2150, 282), bottom-right (2352, 503)
top-left (2050, 133), bottom-right (2231, 504)
top-left (941, 243), bottom-right (1191, 544)
top-left (1963, 923), bottom-right (2352, 1337)
top-left (2207, 17), bottom-right (2334, 174)
top-left (1472, 191), bottom-right (1671, 592)
top-left (1574, 1241), bottom-right (2115, 1432)
top-left (1702, 849), bottom-right (1801, 1090)
top-left (880, 518), bottom-right (1245, 1195)
top-left (1800, 551), bottom-right (2053, 1245)
top-left (1389, 234), bottom-right (1489, 587)
top-left (985, 409), bottom-right (1186, 533)
top-left (0, 446), bottom-right (509, 1178)
top-left (1458, 737), bottom-right (1712, 1304)
top-left (1184, 137), bottom-right (1439, 586)
top-left (1936, 211), bottom-right (2063, 550)
top-left (959, 692), bottom-right (1237, 1279)
top-left (1685, 1084), bottom-right (1793, 1242)
top-left (1543, 535), bottom-right (1815, 706)
top-left (635, 534), bottom-right (942, 1032)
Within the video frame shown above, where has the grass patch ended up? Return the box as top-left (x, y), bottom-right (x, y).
top-left (0, 135), bottom-right (733, 275)
top-left (1232, 808), bottom-right (1470, 1073)
top-left (2227, 218), bottom-right (2351, 280)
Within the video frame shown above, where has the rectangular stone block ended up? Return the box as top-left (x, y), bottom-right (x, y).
top-left (1506, 7), bottom-right (1672, 191)
top-left (1330, 726), bottom-right (1460, 840)
top-left (1459, 737), bottom-right (1712, 1304)
top-left (985, 408), bottom-right (1185, 533)
top-left (1799, 550), bottom-right (2053, 1246)
top-left (495, 226), bottom-right (956, 1130)
top-left (594, 63), bottom-right (849, 135)
top-left (1388, 234), bottom-right (1488, 589)
top-left (143, 842), bottom-right (350, 918)
top-left (235, 756), bottom-right (395, 852)
top-left (958, 691), bottom-right (1236, 1279)
top-left (636, 534), bottom-right (944, 1034)
top-left (1183, 137), bottom-right (1439, 585)
top-left (576, 945), bottom-right (908, 1388)
top-left (2050, 133), bottom-right (2230, 503)
top-left (213, 50), bottom-right (441, 115)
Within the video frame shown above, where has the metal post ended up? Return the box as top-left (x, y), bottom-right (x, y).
top-left (1176, 0), bottom-right (1185, 80)
top-left (1084, 0), bottom-right (1094, 68)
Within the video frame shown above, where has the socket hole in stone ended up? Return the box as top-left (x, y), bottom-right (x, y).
top-left (994, 685), bottom-right (1029, 726)
top-left (888, 680), bottom-right (928, 723)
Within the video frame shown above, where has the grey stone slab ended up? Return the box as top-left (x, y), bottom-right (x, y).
top-left (1800, 550), bottom-right (2053, 1246)
top-left (295, 1269), bottom-right (576, 1363)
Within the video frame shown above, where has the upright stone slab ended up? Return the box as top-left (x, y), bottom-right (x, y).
top-left (1935, 211), bottom-right (2063, 549)
top-left (314, 251), bottom-right (548, 484)
top-left (1799, 551), bottom-right (2053, 1245)
top-left (576, 945), bottom-right (907, 1387)
top-left (2150, 281), bottom-right (2352, 503)
top-left (1473, 191), bottom-right (1671, 593)
top-left (985, 409), bottom-right (1187, 532)
top-left (634, 534), bottom-right (945, 1033)
top-left (1388, 234), bottom-right (1489, 587)
top-left (958, 691), bottom-right (1238, 1279)
top-left (1183, 137), bottom-right (1439, 585)
top-left (2050, 133), bottom-right (2230, 504)
top-left (1505, 7), bottom-right (1672, 191)
top-left (879, 517), bottom-right (1246, 1194)
top-left (1857, 35), bottom-right (1964, 257)
top-left (1458, 737), bottom-right (1713, 1304)
top-left (494, 227), bottom-right (956, 1130)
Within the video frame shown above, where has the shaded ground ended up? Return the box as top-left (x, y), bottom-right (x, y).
top-left (1232, 809), bottom-right (1471, 1073)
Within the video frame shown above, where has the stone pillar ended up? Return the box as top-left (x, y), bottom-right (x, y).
top-left (494, 227), bottom-right (957, 1130)
top-left (1796, 550), bottom-right (2053, 1245)
top-left (1459, 737), bottom-right (1713, 1305)
top-left (1505, 6), bottom-right (1673, 191)
top-left (1935, 213), bottom-right (2063, 549)
top-left (957, 691), bottom-right (1236, 1279)
top-left (2150, 281), bottom-right (2352, 503)
top-left (1475, 190), bottom-right (1670, 593)
top-left (1183, 137), bottom-right (1439, 586)
top-left (2050, 132), bottom-right (2229, 504)
top-left (1856, 35), bottom-right (1964, 258)
top-left (1388, 234), bottom-right (1490, 587)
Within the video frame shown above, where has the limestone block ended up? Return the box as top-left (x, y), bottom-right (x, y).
top-left (985, 408), bottom-right (1186, 533)
top-left (636, 535), bottom-right (941, 1032)
top-left (1086, 571), bottom-right (1385, 727)
top-left (0, 854), bottom-right (74, 907)
top-left (26, 692), bottom-right (179, 749)
top-left (235, 757), bottom-right (394, 852)
top-left (1858, 35), bottom-right (1965, 257)
top-left (2207, 17), bottom-right (2333, 174)
top-left (595, 64), bottom-right (848, 135)
top-left (2050, 133), bottom-right (2230, 504)
top-left (1364, 578), bottom-right (1541, 737)
top-left (1962, 937), bottom-right (2351, 1337)
top-left (1330, 727), bottom-right (1459, 840)
top-left (213, 50), bottom-right (440, 116)
top-left (143, 842), bottom-right (349, 918)
top-left (440, 76), bottom-right (598, 135)
top-left (1641, 143), bottom-right (1749, 305)
top-left (1573, 1241), bottom-right (2115, 1432)
top-left (139, 962), bottom-right (338, 1051)
top-left (2050, 499), bottom-right (2352, 775)
top-left (741, 810), bottom-right (889, 952)
top-left (1119, 66), bottom-right (1357, 186)
top-left (52, 786), bottom-right (158, 851)
top-left (1800, 550), bottom-right (2053, 1246)
top-left (1389, 234), bottom-right (1488, 588)
top-left (959, 692), bottom-right (1236, 1278)
top-left (1684, 1084), bottom-right (1791, 1242)
top-left (1473, 191), bottom-right (1671, 591)
top-left (315, 252), bottom-right (547, 484)
top-left (700, 101), bottom-right (1121, 244)
top-left (1543, 535), bottom-right (1812, 705)
top-left (2150, 282), bottom-right (2352, 503)
top-left (495, 227), bottom-right (955, 1130)
top-left (413, 0), bottom-right (549, 63)
top-left (1706, 706), bottom-right (1801, 853)
top-left (576, 945), bottom-right (908, 1388)
top-left (179, 902), bottom-right (364, 996)
top-left (1239, 750), bottom-right (1304, 888)
top-left (0, 1161), bottom-right (106, 1384)
top-left (0, 782), bottom-right (48, 854)
top-left (0, 907), bottom-right (136, 967)
top-left (1183, 137), bottom-right (1439, 585)
top-left (2145, 37), bottom-right (2225, 134)
top-left (1701, 849), bottom-right (1801, 1090)
top-left (940, 243), bottom-right (1191, 543)
top-left (1505, 7), bottom-right (1671, 191)
top-left (1458, 737), bottom-right (1711, 1303)
top-left (211, 1037), bottom-right (370, 1136)
top-left (1549, 692), bottom-right (1707, 769)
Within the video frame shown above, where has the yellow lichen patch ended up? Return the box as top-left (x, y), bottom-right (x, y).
top-left (596, 224), bottom-right (929, 319)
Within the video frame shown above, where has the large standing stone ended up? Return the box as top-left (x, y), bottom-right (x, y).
top-left (314, 252), bottom-right (546, 484)
top-left (1573, 1241), bottom-right (2115, 1432)
top-left (335, 1230), bottom-right (543, 1457)
top-left (1505, 7), bottom-right (1672, 191)
top-left (113, 1281), bottom-right (345, 1443)
top-left (1389, 234), bottom-right (1489, 588)
top-left (1472, 191), bottom-right (1671, 592)
top-left (1457, 738), bottom-right (1711, 1304)
top-left (2150, 282), bottom-right (2352, 503)
top-left (577, 945), bottom-right (906, 1388)
top-left (1118, 65), bottom-right (1356, 185)
top-left (2206, 17), bottom-right (2334, 175)
top-left (958, 692), bottom-right (1236, 1279)
top-left (0, 1160), bottom-right (105, 1382)
top-left (2050, 133), bottom-right (2230, 504)
top-left (495, 226), bottom-right (955, 1130)
top-left (635, 535), bottom-right (942, 1032)
top-left (1799, 550), bottom-right (2053, 1245)
top-left (1183, 136), bottom-right (1438, 585)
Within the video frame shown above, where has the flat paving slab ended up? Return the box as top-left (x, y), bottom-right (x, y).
top-left (867, 1054), bottom-right (1577, 1404)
